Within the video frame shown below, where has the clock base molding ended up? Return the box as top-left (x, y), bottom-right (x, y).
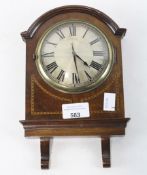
top-left (20, 118), bottom-right (129, 137)
top-left (20, 118), bottom-right (129, 168)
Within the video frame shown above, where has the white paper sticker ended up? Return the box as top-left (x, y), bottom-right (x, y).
top-left (62, 102), bottom-right (90, 119)
top-left (103, 93), bottom-right (116, 111)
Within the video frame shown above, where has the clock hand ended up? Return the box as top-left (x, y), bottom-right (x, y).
top-left (72, 43), bottom-right (78, 72)
top-left (75, 54), bottom-right (90, 67)
top-left (72, 44), bottom-right (80, 82)
top-left (72, 43), bottom-right (75, 53)
top-left (71, 43), bottom-right (89, 67)
top-left (73, 53), bottom-right (80, 78)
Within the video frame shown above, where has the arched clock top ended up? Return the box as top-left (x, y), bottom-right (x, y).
top-left (21, 5), bottom-right (126, 41)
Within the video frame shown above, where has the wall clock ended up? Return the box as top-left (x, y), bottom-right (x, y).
top-left (20, 5), bottom-right (130, 169)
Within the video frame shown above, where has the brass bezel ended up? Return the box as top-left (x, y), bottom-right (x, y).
top-left (35, 20), bottom-right (114, 94)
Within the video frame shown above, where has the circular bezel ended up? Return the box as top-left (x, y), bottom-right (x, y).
top-left (35, 20), bottom-right (114, 94)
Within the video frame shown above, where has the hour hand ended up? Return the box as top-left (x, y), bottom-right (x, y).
top-left (75, 54), bottom-right (90, 67)
top-left (71, 43), bottom-right (89, 67)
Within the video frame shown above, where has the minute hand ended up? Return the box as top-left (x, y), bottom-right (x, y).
top-left (75, 54), bottom-right (89, 67)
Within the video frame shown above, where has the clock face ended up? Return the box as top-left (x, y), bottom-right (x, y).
top-left (35, 20), bottom-right (114, 93)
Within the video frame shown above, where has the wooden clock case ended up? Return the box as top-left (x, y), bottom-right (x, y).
top-left (20, 5), bottom-right (130, 169)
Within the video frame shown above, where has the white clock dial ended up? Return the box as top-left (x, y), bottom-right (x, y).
top-left (36, 20), bottom-right (114, 93)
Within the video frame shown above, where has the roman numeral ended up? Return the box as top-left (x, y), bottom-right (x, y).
top-left (82, 28), bottom-right (89, 38)
top-left (69, 24), bottom-right (76, 36)
top-left (46, 62), bottom-right (58, 73)
top-left (72, 73), bottom-right (80, 84)
top-left (57, 70), bottom-right (65, 82)
top-left (90, 61), bottom-right (102, 71)
top-left (84, 71), bottom-right (92, 81)
top-left (41, 52), bottom-right (54, 57)
top-left (46, 41), bottom-right (57, 46)
top-left (56, 29), bottom-right (65, 39)
top-left (90, 38), bottom-right (99, 45)
top-left (93, 51), bottom-right (104, 56)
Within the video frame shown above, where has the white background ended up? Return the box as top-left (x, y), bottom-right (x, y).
top-left (0, 0), bottom-right (147, 175)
